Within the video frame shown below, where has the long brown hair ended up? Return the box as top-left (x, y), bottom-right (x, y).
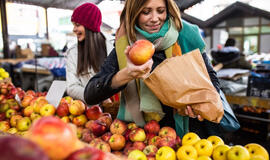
top-left (120, 0), bottom-right (182, 42)
top-left (77, 29), bottom-right (107, 76)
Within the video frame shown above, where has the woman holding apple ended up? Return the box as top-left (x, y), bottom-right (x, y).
top-left (66, 3), bottom-right (113, 105)
top-left (84, 0), bottom-right (222, 137)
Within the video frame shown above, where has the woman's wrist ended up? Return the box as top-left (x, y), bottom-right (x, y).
top-left (111, 68), bottom-right (133, 89)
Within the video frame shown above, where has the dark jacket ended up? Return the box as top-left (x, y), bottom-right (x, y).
top-left (84, 48), bottom-right (220, 128)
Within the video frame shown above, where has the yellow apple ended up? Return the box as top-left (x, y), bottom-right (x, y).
top-left (69, 100), bottom-right (85, 116)
top-left (16, 117), bottom-right (31, 131)
top-left (250, 155), bottom-right (267, 160)
top-left (128, 149), bottom-right (147, 160)
top-left (33, 97), bottom-right (48, 113)
top-left (40, 104), bottom-right (56, 116)
top-left (244, 143), bottom-right (269, 160)
top-left (176, 145), bottom-right (197, 160)
top-left (197, 155), bottom-right (212, 160)
top-left (212, 144), bottom-right (231, 160)
top-left (207, 135), bottom-right (224, 148)
top-left (10, 114), bottom-right (23, 127)
top-left (61, 116), bottom-right (70, 123)
top-left (182, 132), bottom-right (201, 146)
top-left (194, 139), bottom-right (213, 157)
top-left (227, 145), bottom-right (250, 160)
top-left (7, 127), bottom-right (18, 134)
top-left (156, 146), bottom-right (176, 160)
top-left (23, 105), bottom-right (34, 117)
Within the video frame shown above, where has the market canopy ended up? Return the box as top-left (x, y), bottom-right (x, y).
top-left (6, 0), bottom-right (204, 10)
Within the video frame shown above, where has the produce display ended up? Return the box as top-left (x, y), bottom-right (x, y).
top-left (0, 81), bottom-right (269, 160)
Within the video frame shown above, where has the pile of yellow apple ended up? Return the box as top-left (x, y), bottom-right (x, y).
top-left (0, 67), bottom-right (9, 80)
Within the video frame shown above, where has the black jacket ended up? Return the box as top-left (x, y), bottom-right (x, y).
top-left (84, 48), bottom-right (220, 128)
top-left (84, 48), bottom-right (220, 105)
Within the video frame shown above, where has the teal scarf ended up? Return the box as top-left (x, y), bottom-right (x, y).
top-left (135, 19), bottom-right (169, 43)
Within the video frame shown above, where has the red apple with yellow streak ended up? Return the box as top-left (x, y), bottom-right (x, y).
top-left (25, 116), bottom-right (84, 160)
top-left (85, 105), bottom-right (103, 120)
top-left (129, 39), bottom-right (155, 65)
top-left (56, 102), bottom-right (70, 117)
top-left (108, 134), bottom-right (126, 151)
top-left (10, 114), bottom-right (23, 127)
top-left (69, 100), bottom-right (85, 116)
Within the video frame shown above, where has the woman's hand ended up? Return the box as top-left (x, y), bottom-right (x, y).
top-left (101, 98), bottom-right (113, 107)
top-left (183, 106), bottom-right (204, 121)
top-left (125, 46), bottom-right (153, 80)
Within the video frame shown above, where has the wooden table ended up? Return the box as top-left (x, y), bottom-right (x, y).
top-left (0, 58), bottom-right (33, 65)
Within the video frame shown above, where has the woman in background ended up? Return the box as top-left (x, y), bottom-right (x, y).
top-left (66, 3), bottom-right (113, 104)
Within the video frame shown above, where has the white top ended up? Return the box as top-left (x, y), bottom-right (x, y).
top-left (65, 38), bottom-right (113, 102)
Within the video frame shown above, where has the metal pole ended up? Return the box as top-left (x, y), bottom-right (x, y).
top-left (0, 0), bottom-right (9, 58)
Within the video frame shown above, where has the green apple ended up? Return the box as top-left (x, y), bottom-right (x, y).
top-left (16, 117), bottom-right (31, 131)
top-left (5, 109), bottom-right (16, 118)
top-left (227, 145), bottom-right (250, 160)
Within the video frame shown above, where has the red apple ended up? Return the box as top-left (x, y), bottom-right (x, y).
top-left (56, 102), bottom-right (70, 117)
top-left (101, 132), bottom-right (113, 142)
top-left (148, 136), bottom-right (161, 147)
top-left (98, 114), bottom-right (112, 130)
top-left (85, 105), bottom-right (103, 120)
top-left (89, 138), bottom-right (111, 152)
top-left (129, 128), bottom-right (146, 142)
top-left (108, 134), bottom-right (126, 151)
top-left (0, 112), bottom-right (6, 121)
top-left (129, 39), bottom-right (155, 65)
top-left (60, 96), bottom-right (73, 104)
top-left (66, 147), bottom-right (104, 160)
top-left (143, 145), bottom-right (158, 157)
top-left (10, 114), bottom-right (23, 127)
top-left (23, 106), bottom-right (34, 117)
top-left (0, 121), bottom-right (10, 132)
top-left (144, 120), bottom-right (160, 134)
top-left (124, 129), bottom-right (132, 141)
top-left (0, 136), bottom-right (49, 160)
top-left (81, 130), bottom-right (96, 143)
top-left (26, 116), bottom-right (84, 160)
top-left (133, 141), bottom-right (146, 151)
top-left (110, 119), bottom-right (127, 135)
top-left (25, 90), bottom-right (36, 97)
top-left (147, 156), bottom-right (156, 160)
top-left (175, 136), bottom-right (182, 149)
top-left (157, 136), bottom-right (176, 149)
top-left (89, 120), bottom-right (107, 136)
top-left (158, 127), bottom-right (177, 139)
top-left (21, 95), bottom-right (34, 108)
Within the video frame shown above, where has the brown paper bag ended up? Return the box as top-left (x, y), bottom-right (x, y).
top-left (144, 49), bottom-right (224, 123)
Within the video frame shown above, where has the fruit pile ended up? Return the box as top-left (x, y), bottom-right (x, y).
top-left (0, 81), bottom-right (269, 160)
top-left (0, 67), bottom-right (10, 80)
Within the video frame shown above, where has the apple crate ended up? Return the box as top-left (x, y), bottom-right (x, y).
top-left (102, 103), bottom-right (119, 120)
